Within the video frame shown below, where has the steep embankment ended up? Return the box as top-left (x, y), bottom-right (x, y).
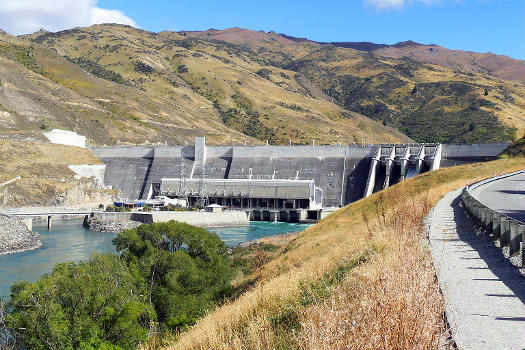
top-left (0, 25), bottom-right (409, 146)
top-left (0, 140), bottom-right (115, 206)
top-left (167, 157), bottom-right (524, 350)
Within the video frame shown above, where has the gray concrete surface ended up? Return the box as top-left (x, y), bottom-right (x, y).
top-left (92, 210), bottom-right (249, 227)
top-left (90, 139), bottom-right (507, 206)
top-left (428, 188), bottom-right (525, 350)
top-left (470, 171), bottom-right (525, 223)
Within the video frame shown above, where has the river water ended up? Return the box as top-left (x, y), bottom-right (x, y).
top-left (0, 219), bottom-right (310, 299)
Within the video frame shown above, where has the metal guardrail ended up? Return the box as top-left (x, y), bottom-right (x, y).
top-left (461, 170), bottom-right (525, 267)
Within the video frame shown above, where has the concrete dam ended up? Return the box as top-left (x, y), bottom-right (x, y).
top-left (90, 138), bottom-right (507, 222)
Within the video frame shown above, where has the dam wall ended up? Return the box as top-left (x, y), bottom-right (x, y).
top-left (90, 139), bottom-right (507, 207)
top-left (440, 143), bottom-right (508, 167)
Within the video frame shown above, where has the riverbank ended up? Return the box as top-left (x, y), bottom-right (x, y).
top-left (0, 214), bottom-right (42, 255)
top-left (85, 216), bottom-right (142, 233)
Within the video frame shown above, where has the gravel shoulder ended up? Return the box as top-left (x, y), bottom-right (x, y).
top-left (427, 188), bottom-right (525, 350)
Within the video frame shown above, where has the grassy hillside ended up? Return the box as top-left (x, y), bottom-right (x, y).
top-left (329, 40), bottom-right (525, 83)
top-left (185, 28), bottom-right (525, 143)
top-left (0, 30), bottom-right (262, 146)
top-left (0, 25), bottom-right (409, 146)
top-left (164, 157), bottom-right (524, 350)
top-left (284, 46), bottom-right (523, 143)
top-left (501, 135), bottom-right (525, 157)
top-left (4, 25), bottom-right (523, 146)
top-left (0, 140), bottom-right (115, 206)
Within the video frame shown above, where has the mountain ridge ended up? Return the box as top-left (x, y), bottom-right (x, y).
top-left (0, 24), bottom-right (523, 146)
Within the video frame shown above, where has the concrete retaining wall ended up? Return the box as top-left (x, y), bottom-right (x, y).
top-left (68, 164), bottom-right (106, 186)
top-left (93, 210), bottom-right (249, 227)
top-left (441, 143), bottom-right (508, 167)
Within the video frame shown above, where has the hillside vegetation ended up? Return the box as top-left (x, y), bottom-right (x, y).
top-left (1, 25), bottom-right (523, 145)
top-left (0, 25), bottom-right (408, 146)
top-left (329, 40), bottom-right (525, 83)
top-left (0, 140), bottom-right (114, 206)
top-left (501, 135), bottom-right (525, 157)
top-left (166, 157), bottom-right (524, 350)
top-left (185, 28), bottom-right (524, 143)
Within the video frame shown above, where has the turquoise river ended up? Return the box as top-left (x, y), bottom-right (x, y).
top-left (0, 219), bottom-right (310, 299)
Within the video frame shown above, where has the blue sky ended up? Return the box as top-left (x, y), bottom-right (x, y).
top-left (99, 0), bottom-right (524, 59)
top-left (0, 0), bottom-right (523, 59)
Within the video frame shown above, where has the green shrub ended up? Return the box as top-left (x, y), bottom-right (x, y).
top-left (113, 221), bottom-right (233, 330)
top-left (7, 254), bottom-right (154, 350)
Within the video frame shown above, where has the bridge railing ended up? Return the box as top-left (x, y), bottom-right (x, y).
top-left (461, 170), bottom-right (525, 267)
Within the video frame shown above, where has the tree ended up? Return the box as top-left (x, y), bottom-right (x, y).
top-left (113, 221), bottom-right (233, 330)
top-left (7, 254), bottom-right (154, 350)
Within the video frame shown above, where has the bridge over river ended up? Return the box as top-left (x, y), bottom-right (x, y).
top-left (1, 208), bottom-right (93, 230)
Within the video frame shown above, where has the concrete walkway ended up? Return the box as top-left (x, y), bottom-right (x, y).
top-left (428, 188), bottom-right (525, 350)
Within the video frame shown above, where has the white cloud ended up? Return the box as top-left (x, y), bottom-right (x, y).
top-left (91, 7), bottom-right (137, 27)
top-left (0, 0), bottom-right (136, 35)
top-left (365, 0), bottom-right (443, 10)
top-left (366, 0), bottom-right (405, 10)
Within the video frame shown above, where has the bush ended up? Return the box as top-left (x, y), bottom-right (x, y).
top-left (3, 221), bottom-right (234, 347)
top-left (105, 204), bottom-right (130, 212)
top-left (134, 61), bottom-right (154, 74)
top-left (7, 254), bottom-right (154, 350)
top-left (256, 68), bottom-right (272, 80)
top-left (177, 64), bottom-right (188, 74)
top-left (113, 221), bottom-right (233, 330)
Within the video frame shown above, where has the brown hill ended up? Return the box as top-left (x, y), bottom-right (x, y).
top-left (1, 25), bottom-right (524, 145)
top-left (182, 28), bottom-right (524, 143)
top-left (329, 40), bottom-right (525, 83)
top-left (0, 24), bottom-right (409, 146)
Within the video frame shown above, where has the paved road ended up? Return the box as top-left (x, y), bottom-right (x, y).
top-left (428, 189), bottom-right (525, 350)
top-left (470, 171), bottom-right (525, 223)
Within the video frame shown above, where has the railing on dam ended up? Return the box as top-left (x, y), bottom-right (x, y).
top-left (461, 170), bottom-right (525, 267)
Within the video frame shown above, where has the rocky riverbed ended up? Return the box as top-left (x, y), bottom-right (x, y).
top-left (0, 214), bottom-right (42, 255)
top-left (85, 217), bottom-right (142, 233)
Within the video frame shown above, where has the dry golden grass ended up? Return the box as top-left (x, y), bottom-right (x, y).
top-left (297, 190), bottom-right (446, 349)
top-left (166, 158), bottom-right (523, 350)
top-left (0, 139), bottom-right (110, 206)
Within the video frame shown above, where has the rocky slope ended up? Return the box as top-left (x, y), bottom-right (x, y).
top-left (0, 214), bottom-right (41, 255)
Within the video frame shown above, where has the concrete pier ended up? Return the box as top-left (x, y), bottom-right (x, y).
top-left (92, 210), bottom-right (249, 228)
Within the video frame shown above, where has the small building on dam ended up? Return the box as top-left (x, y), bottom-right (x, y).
top-left (90, 138), bottom-right (507, 222)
